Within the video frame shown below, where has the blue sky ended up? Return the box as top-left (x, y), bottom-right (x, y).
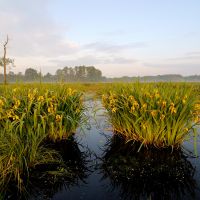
top-left (0, 0), bottom-right (199, 77)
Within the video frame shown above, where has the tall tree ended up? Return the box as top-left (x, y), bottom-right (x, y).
top-left (24, 68), bottom-right (39, 81)
top-left (56, 69), bottom-right (64, 82)
top-left (69, 67), bottom-right (75, 81)
top-left (44, 72), bottom-right (53, 82)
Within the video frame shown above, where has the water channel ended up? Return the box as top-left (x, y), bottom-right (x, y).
top-left (12, 100), bottom-right (200, 200)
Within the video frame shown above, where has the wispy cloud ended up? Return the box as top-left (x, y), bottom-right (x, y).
top-left (0, 0), bottom-right (140, 73)
top-left (0, 0), bottom-right (199, 77)
top-left (83, 42), bottom-right (147, 53)
top-left (166, 52), bottom-right (200, 61)
top-left (0, 0), bottom-right (83, 76)
top-left (186, 51), bottom-right (200, 56)
top-left (49, 55), bottom-right (137, 66)
top-left (9, 33), bottom-right (79, 57)
top-left (0, 0), bottom-right (79, 58)
top-left (143, 62), bottom-right (199, 75)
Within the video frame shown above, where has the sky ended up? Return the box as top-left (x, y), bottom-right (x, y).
top-left (0, 0), bottom-right (199, 77)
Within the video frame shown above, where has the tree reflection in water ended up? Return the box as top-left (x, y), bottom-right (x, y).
top-left (5, 137), bottom-right (89, 199)
top-left (100, 134), bottom-right (197, 200)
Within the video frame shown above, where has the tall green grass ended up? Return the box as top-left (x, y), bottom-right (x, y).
top-left (0, 126), bottom-right (60, 193)
top-left (0, 84), bottom-right (86, 193)
top-left (102, 83), bottom-right (200, 150)
top-left (0, 86), bottom-right (85, 141)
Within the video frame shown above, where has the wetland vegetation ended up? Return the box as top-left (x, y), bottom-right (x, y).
top-left (0, 82), bottom-right (199, 199)
top-left (102, 82), bottom-right (200, 149)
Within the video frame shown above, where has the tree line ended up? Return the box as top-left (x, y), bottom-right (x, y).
top-left (1, 36), bottom-right (199, 83)
top-left (0, 36), bottom-right (103, 83)
top-left (0, 67), bottom-right (199, 83)
top-left (0, 66), bottom-right (104, 83)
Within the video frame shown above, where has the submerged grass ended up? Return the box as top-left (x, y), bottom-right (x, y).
top-left (102, 82), bottom-right (200, 150)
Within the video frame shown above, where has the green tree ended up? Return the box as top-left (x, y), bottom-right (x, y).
top-left (87, 66), bottom-right (102, 81)
top-left (44, 72), bottom-right (53, 82)
top-left (24, 68), bottom-right (39, 81)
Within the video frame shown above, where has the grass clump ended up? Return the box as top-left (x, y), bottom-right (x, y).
top-left (102, 83), bottom-right (200, 150)
top-left (0, 85), bottom-right (86, 194)
top-left (0, 87), bottom-right (84, 141)
top-left (0, 127), bottom-right (60, 194)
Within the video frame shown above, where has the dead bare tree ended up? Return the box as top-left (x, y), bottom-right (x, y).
top-left (3, 35), bottom-right (9, 84)
top-left (0, 35), bottom-right (14, 84)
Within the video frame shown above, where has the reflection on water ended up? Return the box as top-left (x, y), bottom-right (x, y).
top-left (3, 100), bottom-right (200, 199)
top-left (29, 137), bottom-right (90, 199)
top-left (4, 137), bottom-right (89, 200)
top-left (100, 134), bottom-right (197, 200)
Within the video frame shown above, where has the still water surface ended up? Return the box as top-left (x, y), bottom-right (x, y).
top-left (32, 100), bottom-right (200, 200)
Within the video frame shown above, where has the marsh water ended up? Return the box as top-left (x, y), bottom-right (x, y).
top-left (11, 100), bottom-right (200, 200)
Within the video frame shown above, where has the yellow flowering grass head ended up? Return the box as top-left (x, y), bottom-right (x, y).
top-left (0, 85), bottom-right (85, 142)
top-left (102, 82), bottom-right (199, 150)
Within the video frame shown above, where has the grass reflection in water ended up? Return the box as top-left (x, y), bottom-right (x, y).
top-left (100, 134), bottom-right (197, 200)
top-left (3, 137), bottom-right (89, 199)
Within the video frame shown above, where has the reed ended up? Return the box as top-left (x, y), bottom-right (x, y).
top-left (0, 86), bottom-right (84, 141)
top-left (0, 126), bottom-right (60, 193)
top-left (102, 82), bottom-right (200, 150)
top-left (0, 84), bottom-right (86, 193)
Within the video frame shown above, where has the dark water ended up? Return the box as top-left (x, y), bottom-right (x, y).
top-left (32, 100), bottom-right (200, 200)
top-left (44, 100), bottom-right (200, 200)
